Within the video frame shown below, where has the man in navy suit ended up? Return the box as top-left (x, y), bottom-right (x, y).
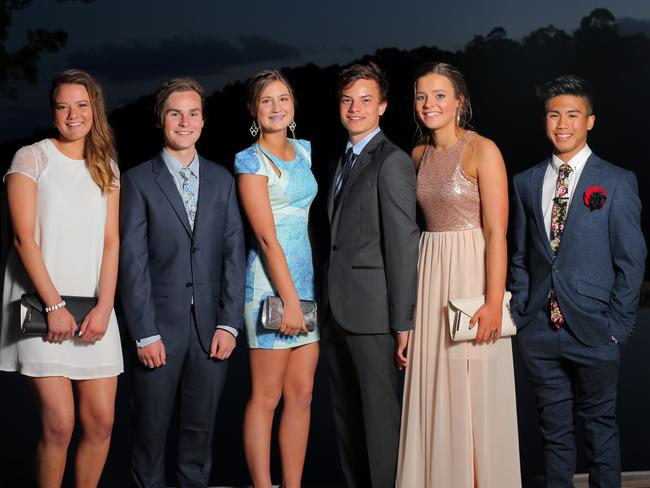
top-left (119, 78), bottom-right (245, 488)
top-left (510, 75), bottom-right (646, 487)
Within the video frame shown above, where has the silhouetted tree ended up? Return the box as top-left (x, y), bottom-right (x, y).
top-left (0, 0), bottom-right (94, 98)
top-left (581, 8), bottom-right (616, 30)
top-left (1, 7), bottom-right (648, 276)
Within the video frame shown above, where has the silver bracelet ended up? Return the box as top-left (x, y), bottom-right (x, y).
top-left (45, 300), bottom-right (66, 313)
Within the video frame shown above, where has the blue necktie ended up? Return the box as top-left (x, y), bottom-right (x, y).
top-left (179, 167), bottom-right (196, 230)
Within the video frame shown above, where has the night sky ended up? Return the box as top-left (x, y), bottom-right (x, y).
top-left (2, 0), bottom-right (650, 142)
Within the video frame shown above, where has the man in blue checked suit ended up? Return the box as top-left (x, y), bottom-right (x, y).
top-left (510, 75), bottom-right (646, 488)
top-left (119, 78), bottom-right (245, 488)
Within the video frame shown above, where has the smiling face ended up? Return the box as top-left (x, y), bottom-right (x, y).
top-left (544, 94), bottom-right (595, 162)
top-left (414, 73), bottom-right (461, 131)
top-left (256, 80), bottom-right (294, 135)
top-left (339, 78), bottom-right (387, 144)
top-left (53, 83), bottom-right (93, 143)
top-left (161, 90), bottom-right (204, 156)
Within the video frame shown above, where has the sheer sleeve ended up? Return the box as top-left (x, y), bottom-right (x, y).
top-left (4, 143), bottom-right (48, 183)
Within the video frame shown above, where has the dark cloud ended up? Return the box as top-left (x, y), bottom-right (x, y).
top-left (68, 36), bottom-right (301, 81)
top-left (618, 17), bottom-right (650, 37)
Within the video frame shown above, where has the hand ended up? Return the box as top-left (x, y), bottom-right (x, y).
top-left (46, 307), bottom-right (77, 343)
top-left (78, 305), bottom-right (111, 342)
top-left (210, 329), bottom-right (236, 360)
top-left (137, 339), bottom-right (166, 368)
top-left (394, 330), bottom-right (411, 370)
top-left (279, 299), bottom-right (307, 336)
top-left (470, 302), bottom-right (502, 344)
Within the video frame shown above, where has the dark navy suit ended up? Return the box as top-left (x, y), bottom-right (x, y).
top-left (510, 153), bottom-right (646, 487)
top-left (119, 154), bottom-right (245, 487)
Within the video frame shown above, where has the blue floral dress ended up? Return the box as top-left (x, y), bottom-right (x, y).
top-left (234, 139), bottom-right (319, 349)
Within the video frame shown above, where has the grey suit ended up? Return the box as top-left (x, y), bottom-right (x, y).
top-left (323, 132), bottom-right (419, 488)
top-left (511, 154), bottom-right (646, 487)
top-left (119, 153), bottom-right (245, 488)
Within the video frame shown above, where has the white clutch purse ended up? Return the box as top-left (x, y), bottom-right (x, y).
top-left (447, 291), bottom-right (516, 341)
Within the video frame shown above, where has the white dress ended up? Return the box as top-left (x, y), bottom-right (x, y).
top-left (0, 139), bottom-right (123, 379)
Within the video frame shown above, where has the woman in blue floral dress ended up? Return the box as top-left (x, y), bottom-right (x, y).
top-left (234, 69), bottom-right (319, 488)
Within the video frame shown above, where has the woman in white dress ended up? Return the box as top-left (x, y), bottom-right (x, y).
top-left (0, 69), bottom-right (123, 487)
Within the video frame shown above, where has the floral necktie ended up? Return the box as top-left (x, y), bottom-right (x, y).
top-left (179, 167), bottom-right (196, 230)
top-left (548, 163), bottom-right (572, 328)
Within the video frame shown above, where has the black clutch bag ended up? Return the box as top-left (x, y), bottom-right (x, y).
top-left (20, 294), bottom-right (98, 335)
top-left (260, 296), bottom-right (317, 332)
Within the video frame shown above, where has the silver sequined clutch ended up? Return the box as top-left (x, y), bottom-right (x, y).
top-left (261, 296), bottom-right (317, 332)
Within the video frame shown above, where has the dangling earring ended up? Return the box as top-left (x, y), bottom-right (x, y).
top-left (288, 121), bottom-right (296, 139)
top-left (249, 120), bottom-right (259, 138)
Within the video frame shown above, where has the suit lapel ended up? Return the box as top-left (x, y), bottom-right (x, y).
top-left (557, 154), bottom-right (602, 254)
top-left (153, 154), bottom-right (193, 237)
top-left (192, 156), bottom-right (213, 241)
top-left (531, 161), bottom-right (554, 261)
top-left (331, 132), bottom-right (385, 226)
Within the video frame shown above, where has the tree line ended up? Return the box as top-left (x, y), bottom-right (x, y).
top-left (1, 8), bottom-right (648, 274)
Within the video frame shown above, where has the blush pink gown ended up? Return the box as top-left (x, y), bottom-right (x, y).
top-left (396, 131), bottom-right (521, 487)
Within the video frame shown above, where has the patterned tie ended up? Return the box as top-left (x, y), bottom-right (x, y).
top-left (548, 163), bottom-right (572, 328)
top-left (334, 147), bottom-right (357, 210)
top-left (179, 167), bottom-right (196, 230)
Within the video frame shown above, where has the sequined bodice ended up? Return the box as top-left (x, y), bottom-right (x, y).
top-left (417, 131), bottom-right (482, 232)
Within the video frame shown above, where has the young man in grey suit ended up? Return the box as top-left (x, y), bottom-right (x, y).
top-left (510, 75), bottom-right (646, 488)
top-left (119, 78), bottom-right (245, 488)
top-left (323, 62), bottom-right (420, 488)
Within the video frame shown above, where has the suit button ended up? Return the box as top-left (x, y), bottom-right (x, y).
top-left (186, 282), bottom-right (193, 288)
top-left (332, 245), bottom-right (338, 251)
top-left (191, 247), bottom-right (198, 253)
top-left (552, 267), bottom-right (558, 272)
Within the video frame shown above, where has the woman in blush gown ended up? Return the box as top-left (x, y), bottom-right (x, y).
top-left (396, 62), bottom-right (521, 488)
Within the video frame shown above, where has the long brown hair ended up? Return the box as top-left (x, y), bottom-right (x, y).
top-left (413, 62), bottom-right (472, 147)
top-left (49, 69), bottom-right (118, 193)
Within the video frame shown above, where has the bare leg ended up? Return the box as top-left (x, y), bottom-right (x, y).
top-left (74, 377), bottom-right (117, 488)
top-left (244, 349), bottom-right (291, 488)
top-left (32, 376), bottom-right (75, 488)
top-left (279, 342), bottom-right (319, 488)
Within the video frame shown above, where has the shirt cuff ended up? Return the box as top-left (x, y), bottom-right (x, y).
top-left (136, 334), bottom-right (161, 348)
top-left (217, 325), bottom-right (238, 338)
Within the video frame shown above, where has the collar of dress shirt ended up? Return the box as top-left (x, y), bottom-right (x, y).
top-left (161, 148), bottom-right (200, 179)
top-left (550, 144), bottom-right (592, 174)
top-left (346, 127), bottom-right (382, 156)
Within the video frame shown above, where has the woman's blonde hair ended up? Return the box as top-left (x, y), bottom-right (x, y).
top-left (50, 69), bottom-right (118, 193)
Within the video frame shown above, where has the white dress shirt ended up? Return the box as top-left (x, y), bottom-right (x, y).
top-left (541, 144), bottom-right (592, 240)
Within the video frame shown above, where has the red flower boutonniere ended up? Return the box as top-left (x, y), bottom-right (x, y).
top-left (584, 186), bottom-right (607, 210)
